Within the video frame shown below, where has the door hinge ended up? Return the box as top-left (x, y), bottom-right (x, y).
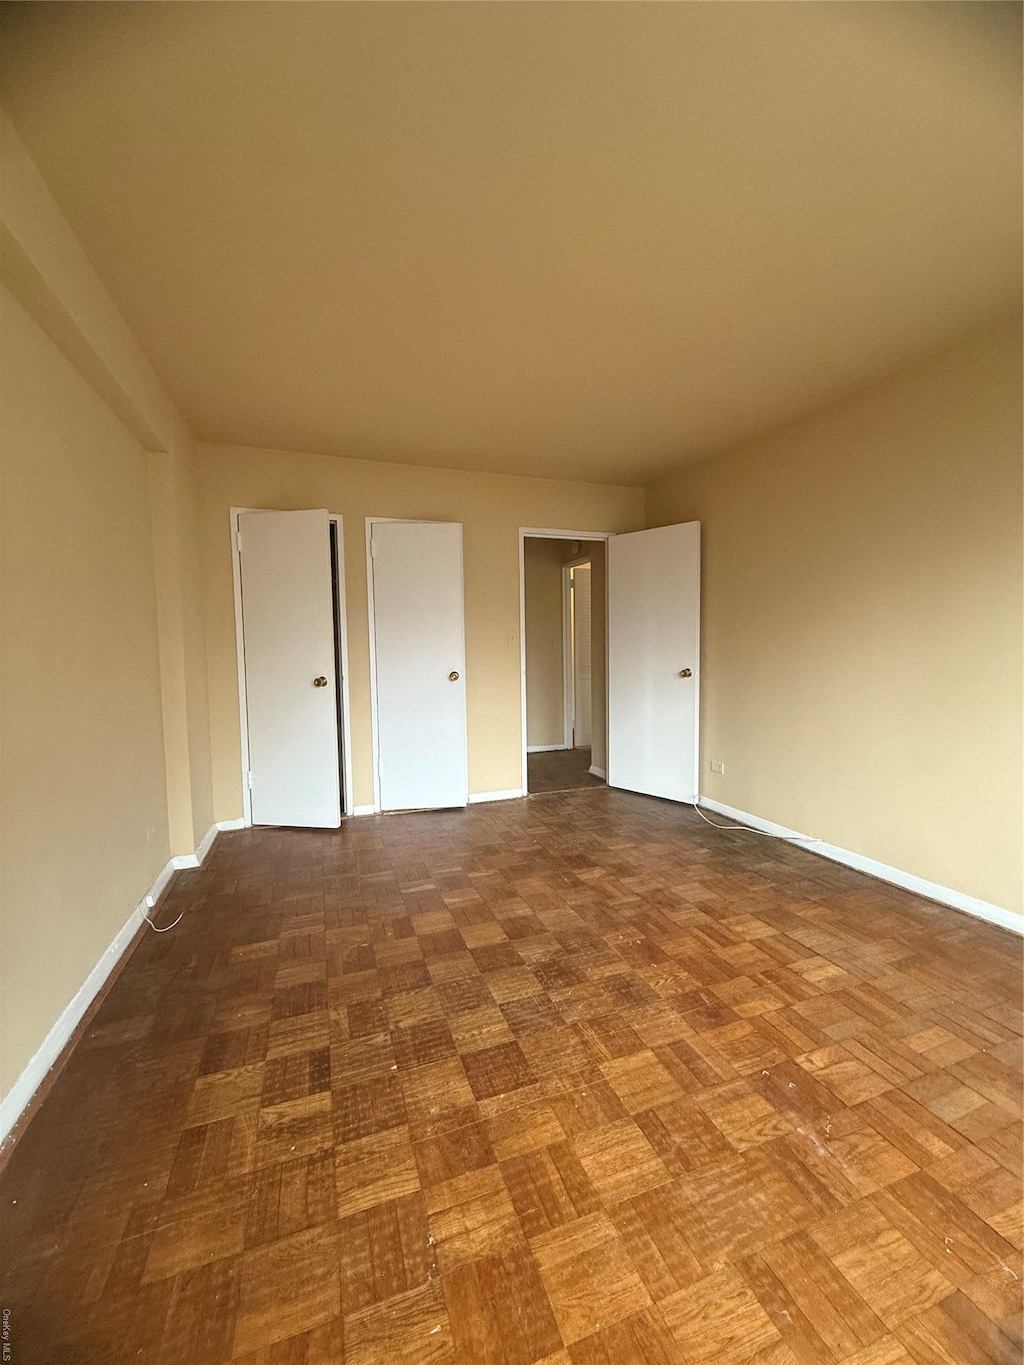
top-left (247, 770), bottom-right (254, 790)
top-left (235, 528), bottom-right (243, 554)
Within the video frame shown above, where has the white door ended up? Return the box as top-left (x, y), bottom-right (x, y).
top-left (607, 522), bottom-right (700, 803)
top-left (370, 520), bottom-right (468, 811)
top-left (571, 564), bottom-right (592, 747)
top-left (238, 509), bottom-right (341, 827)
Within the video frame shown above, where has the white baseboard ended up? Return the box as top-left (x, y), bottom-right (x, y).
top-left (216, 817), bottom-right (246, 832)
top-left (697, 796), bottom-right (1022, 936)
top-left (145, 859), bottom-right (176, 907)
top-left (468, 789), bottom-right (523, 805)
top-left (0, 825), bottom-right (225, 1144)
top-left (170, 821), bottom-right (220, 870)
top-left (588, 765), bottom-right (607, 779)
top-left (527, 745), bottom-right (568, 754)
top-left (349, 804), bottom-right (377, 817)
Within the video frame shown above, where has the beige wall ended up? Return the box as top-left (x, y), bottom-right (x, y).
top-left (0, 117), bottom-right (215, 1111)
top-left (646, 318), bottom-right (1023, 915)
top-left (1, 113), bottom-right (214, 864)
top-left (148, 440), bottom-right (215, 852)
top-left (0, 291), bottom-right (171, 1095)
top-left (197, 446), bottom-right (642, 817)
top-left (524, 538), bottom-right (568, 749)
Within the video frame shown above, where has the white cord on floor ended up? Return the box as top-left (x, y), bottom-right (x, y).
top-left (692, 800), bottom-right (820, 842)
top-left (142, 906), bottom-right (185, 932)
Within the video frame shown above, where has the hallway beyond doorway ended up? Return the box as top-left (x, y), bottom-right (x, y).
top-left (527, 745), bottom-right (604, 793)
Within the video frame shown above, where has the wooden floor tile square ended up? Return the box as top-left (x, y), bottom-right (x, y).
top-left (635, 1096), bottom-right (735, 1175)
top-left (754, 1227), bottom-right (889, 1359)
top-left (812, 1203), bottom-right (954, 1328)
top-left (255, 1090), bottom-right (334, 1168)
top-left (598, 1050), bottom-right (683, 1114)
top-left (814, 1121), bottom-right (919, 1195)
top-left (673, 1147), bottom-right (823, 1263)
top-left (330, 1032), bottom-right (397, 1086)
top-left (185, 1064), bottom-right (264, 1128)
top-left (260, 1046), bottom-right (331, 1107)
top-left (436, 973), bottom-right (496, 1016)
top-left (334, 1125), bottom-right (420, 1216)
top-left (393, 1018), bottom-right (458, 1070)
top-left (449, 1004), bottom-right (516, 1052)
top-left (660, 1266), bottom-right (782, 1365)
top-left (337, 1191), bottom-right (432, 1311)
top-left (697, 1081), bottom-right (796, 1151)
top-left (565, 1307), bottom-right (685, 1365)
top-left (414, 1119), bottom-right (497, 1189)
top-left (429, 1178), bottom-right (523, 1272)
top-left (502, 1141), bottom-right (601, 1238)
top-left (796, 1045), bottom-right (895, 1106)
top-left (532, 1210), bottom-right (652, 1344)
top-left (387, 986), bottom-right (445, 1031)
top-left (444, 1243), bottom-right (564, 1365)
top-left (502, 993), bottom-right (565, 1037)
top-left (520, 1027), bottom-right (600, 1079)
top-left (608, 1182), bottom-right (707, 1301)
top-left (895, 1289), bottom-right (1021, 1365)
top-left (233, 1223), bottom-right (341, 1357)
top-left (463, 1041), bottom-right (537, 1100)
top-left (400, 1056), bottom-right (479, 1139)
top-left (142, 1204), bottom-right (246, 1283)
top-left (487, 1096), bottom-right (567, 1161)
top-left (244, 1150), bottom-right (336, 1248)
top-left (343, 1278), bottom-right (453, 1365)
top-left (543, 1074), bottom-right (629, 1138)
top-left (573, 1118), bottom-right (672, 1204)
top-left (332, 1072), bottom-right (407, 1143)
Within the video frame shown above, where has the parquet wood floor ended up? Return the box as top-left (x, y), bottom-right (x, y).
top-left (527, 748), bottom-right (604, 794)
top-left (2, 787), bottom-right (1021, 1364)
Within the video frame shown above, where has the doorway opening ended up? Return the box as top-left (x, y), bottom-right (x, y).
top-left (521, 533), bottom-right (609, 795)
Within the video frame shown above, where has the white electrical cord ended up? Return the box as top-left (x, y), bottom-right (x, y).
top-left (142, 904), bottom-right (185, 932)
top-left (693, 800), bottom-right (820, 842)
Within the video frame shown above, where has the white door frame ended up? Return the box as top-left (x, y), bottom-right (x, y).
top-left (519, 527), bottom-right (615, 795)
top-left (365, 517), bottom-right (468, 814)
top-left (230, 507), bottom-right (354, 826)
top-left (560, 554), bottom-right (593, 751)
top-left (561, 562), bottom-right (574, 751)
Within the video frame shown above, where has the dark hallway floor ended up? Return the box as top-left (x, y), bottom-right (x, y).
top-left (527, 746), bottom-right (604, 794)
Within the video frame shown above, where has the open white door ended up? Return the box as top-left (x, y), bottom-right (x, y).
top-left (607, 522), bottom-right (700, 803)
top-left (370, 520), bottom-right (468, 812)
top-left (238, 509), bottom-right (341, 827)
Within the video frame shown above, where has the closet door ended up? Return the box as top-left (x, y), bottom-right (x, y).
top-left (370, 520), bottom-right (468, 811)
top-left (607, 522), bottom-right (700, 804)
top-left (238, 509), bottom-right (341, 827)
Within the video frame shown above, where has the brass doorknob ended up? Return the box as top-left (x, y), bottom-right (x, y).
top-left (449, 671), bottom-right (460, 681)
top-left (313, 676), bottom-right (328, 687)
top-left (679, 668), bottom-right (692, 678)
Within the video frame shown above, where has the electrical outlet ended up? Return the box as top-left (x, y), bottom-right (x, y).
top-left (709, 760), bottom-right (725, 775)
